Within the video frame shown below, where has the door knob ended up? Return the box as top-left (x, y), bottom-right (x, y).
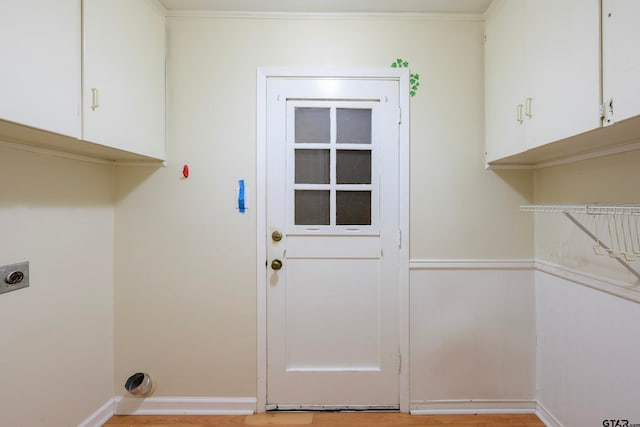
top-left (272, 230), bottom-right (283, 242)
top-left (271, 259), bottom-right (283, 270)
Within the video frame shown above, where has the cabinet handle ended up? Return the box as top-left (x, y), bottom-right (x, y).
top-left (91, 88), bottom-right (99, 111)
top-left (525, 97), bottom-right (533, 119)
top-left (516, 104), bottom-right (524, 124)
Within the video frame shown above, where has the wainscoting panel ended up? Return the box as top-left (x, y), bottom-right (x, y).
top-left (536, 270), bottom-right (640, 426)
top-left (409, 260), bottom-right (536, 410)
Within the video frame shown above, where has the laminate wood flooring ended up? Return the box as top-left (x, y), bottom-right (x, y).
top-left (103, 412), bottom-right (546, 427)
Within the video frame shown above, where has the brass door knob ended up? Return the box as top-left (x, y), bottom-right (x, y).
top-left (272, 230), bottom-right (283, 242)
top-left (271, 259), bottom-right (283, 270)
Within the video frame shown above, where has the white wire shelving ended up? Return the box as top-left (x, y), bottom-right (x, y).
top-left (521, 205), bottom-right (640, 215)
top-left (521, 204), bottom-right (640, 280)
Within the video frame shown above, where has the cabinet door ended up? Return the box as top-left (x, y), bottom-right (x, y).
top-left (83, 0), bottom-right (166, 160)
top-left (0, 0), bottom-right (80, 138)
top-left (603, 0), bottom-right (640, 125)
top-left (525, 0), bottom-right (601, 149)
top-left (484, 0), bottom-right (526, 163)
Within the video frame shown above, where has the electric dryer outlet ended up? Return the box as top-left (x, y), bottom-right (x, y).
top-left (0, 261), bottom-right (29, 295)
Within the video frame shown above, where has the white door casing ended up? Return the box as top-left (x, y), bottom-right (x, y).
top-left (256, 69), bottom-right (410, 412)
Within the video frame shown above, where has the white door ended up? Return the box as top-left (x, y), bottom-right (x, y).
top-left (266, 77), bottom-right (401, 410)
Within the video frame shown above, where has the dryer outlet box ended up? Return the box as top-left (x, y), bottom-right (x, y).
top-left (0, 261), bottom-right (29, 295)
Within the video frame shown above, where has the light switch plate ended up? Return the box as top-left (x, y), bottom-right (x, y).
top-left (0, 261), bottom-right (29, 295)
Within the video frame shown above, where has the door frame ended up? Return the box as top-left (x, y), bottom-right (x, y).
top-left (256, 67), bottom-right (410, 413)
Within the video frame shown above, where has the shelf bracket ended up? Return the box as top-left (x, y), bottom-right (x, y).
top-left (563, 212), bottom-right (640, 281)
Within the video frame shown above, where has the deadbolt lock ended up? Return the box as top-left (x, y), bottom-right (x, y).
top-left (271, 259), bottom-right (283, 270)
top-left (272, 230), bottom-right (283, 242)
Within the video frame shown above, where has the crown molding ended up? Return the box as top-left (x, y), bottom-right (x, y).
top-left (165, 10), bottom-right (485, 21)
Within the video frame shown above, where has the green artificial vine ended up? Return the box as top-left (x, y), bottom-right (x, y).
top-left (391, 58), bottom-right (420, 97)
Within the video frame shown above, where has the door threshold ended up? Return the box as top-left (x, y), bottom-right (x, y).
top-left (266, 404), bottom-right (400, 412)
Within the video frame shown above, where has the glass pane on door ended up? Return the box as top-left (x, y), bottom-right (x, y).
top-left (336, 191), bottom-right (372, 225)
top-left (336, 150), bottom-right (372, 184)
top-left (295, 108), bottom-right (330, 143)
top-left (337, 108), bottom-right (372, 144)
top-left (296, 149), bottom-right (330, 184)
top-left (295, 190), bottom-right (330, 225)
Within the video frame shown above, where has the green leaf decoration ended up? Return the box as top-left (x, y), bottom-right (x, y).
top-left (390, 58), bottom-right (421, 97)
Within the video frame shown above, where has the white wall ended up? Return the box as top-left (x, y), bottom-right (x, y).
top-left (0, 145), bottom-right (114, 427)
top-left (534, 151), bottom-right (640, 425)
top-left (113, 14), bottom-right (535, 404)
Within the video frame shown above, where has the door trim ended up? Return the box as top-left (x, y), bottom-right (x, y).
top-left (256, 67), bottom-right (410, 412)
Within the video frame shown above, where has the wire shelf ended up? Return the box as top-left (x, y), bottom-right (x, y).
top-left (521, 204), bottom-right (640, 215)
top-left (522, 204), bottom-right (640, 280)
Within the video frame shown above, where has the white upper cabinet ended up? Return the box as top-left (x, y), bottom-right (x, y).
top-left (485, 0), bottom-right (601, 165)
top-left (602, 0), bottom-right (640, 125)
top-left (0, 0), bottom-right (166, 162)
top-left (523, 0), bottom-right (601, 149)
top-left (83, 0), bottom-right (166, 160)
top-left (484, 0), bottom-right (525, 161)
top-left (0, 0), bottom-right (81, 138)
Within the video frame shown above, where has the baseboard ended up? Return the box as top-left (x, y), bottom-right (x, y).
top-left (114, 396), bottom-right (256, 415)
top-left (87, 396), bottom-right (558, 425)
top-left (406, 399), bottom-right (566, 427)
top-left (410, 399), bottom-right (537, 415)
top-left (535, 401), bottom-right (564, 427)
top-left (77, 399), bottom-right (115, 427)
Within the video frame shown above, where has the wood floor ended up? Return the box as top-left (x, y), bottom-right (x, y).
top-left (103, 412), bottom-right (546, 427)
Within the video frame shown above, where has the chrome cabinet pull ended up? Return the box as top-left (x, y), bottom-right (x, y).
top-left (525, 97), bottom-right (533, 119)
top-left (516, 103), bottom-right (523, 124)
top-left (91, 88), bottom-right (99, 111)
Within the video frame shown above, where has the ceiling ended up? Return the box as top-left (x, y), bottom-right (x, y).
top-left (158, 0), bottom-right (493, 14)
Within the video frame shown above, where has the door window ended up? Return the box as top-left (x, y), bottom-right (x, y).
top-left (289, 103), bottom-right (377, 232)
